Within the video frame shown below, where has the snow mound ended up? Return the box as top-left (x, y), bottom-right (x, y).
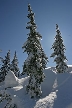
top-left (35, 90), bottom-right (57, 108)
top-left (4, 70), bottom-right (18, 88)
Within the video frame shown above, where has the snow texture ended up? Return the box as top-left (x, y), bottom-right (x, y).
top-left (0, 65), bottom-right (72, 108)
top-left (4, 70), bottom-right (18, 88)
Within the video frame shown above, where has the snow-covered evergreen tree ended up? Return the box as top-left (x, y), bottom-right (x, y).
top-left (10, 51), bottom-right (19, 77)
top-left (0, 50), bottom-right (10, 81)
top-left (50, 24), bottom-right (68, 73)
top-left (22, 4), bottom-right (48, 98)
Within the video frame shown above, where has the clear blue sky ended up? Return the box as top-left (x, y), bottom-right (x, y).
top-left (0, 0), bottom-right (72, 72)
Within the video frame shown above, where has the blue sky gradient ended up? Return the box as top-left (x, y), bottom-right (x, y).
top-left (0, 0), bottom-right (72, 72)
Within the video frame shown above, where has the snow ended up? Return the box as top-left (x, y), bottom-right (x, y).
top-left (4, 70), bottom-right (18, 88)
top-left (0, 65), bottom-right (72, 108)
top-left (34, 91), bottom-right (57, 108)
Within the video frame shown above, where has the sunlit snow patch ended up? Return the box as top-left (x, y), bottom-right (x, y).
top-left (13, 85), bottom-right (23, 91)
top-left (52, 78), bottom-right (58, 89)
top-left (34, 91), bottom-right (57, 108)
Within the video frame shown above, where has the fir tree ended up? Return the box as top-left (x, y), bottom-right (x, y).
top-left (50, 24), bottom-right (68, 73)
top-left (10, 51), bottom-right (19, 77)
top-left (22, 4), bottom-right (48, 98)
top-left (0, 50), bottom-right (10, 81)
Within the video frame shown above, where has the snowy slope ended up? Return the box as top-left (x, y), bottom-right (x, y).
top-left (0, 66), bottom-right (72, 108)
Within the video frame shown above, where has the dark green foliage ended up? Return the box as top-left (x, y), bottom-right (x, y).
top-left (0, 50), bottom-right (10, 82)
top-left (22, 4), bottom-right (48, 97)
top-left (10, 51), bottom-right (20, 77)
top-left (50, 24), bottom-right (68, 73)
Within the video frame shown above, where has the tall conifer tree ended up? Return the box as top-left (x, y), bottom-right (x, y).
top-left (10, 51), bottom-right (19, 77)
top-left (0, 50), bottom-right (10, 81)
top-left (50, 24), bottom-right (68, 73)
top-left (22, 4), bottom-right (48, 98)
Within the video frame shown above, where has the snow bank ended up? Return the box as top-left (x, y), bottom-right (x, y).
top-left (4, 70), bottom-right (18, 88)
top-left (35, 90), bottom-right (57, 108)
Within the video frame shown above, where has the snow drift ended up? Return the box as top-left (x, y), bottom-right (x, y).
top-left (4, 70), bottom-right (18, 88)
